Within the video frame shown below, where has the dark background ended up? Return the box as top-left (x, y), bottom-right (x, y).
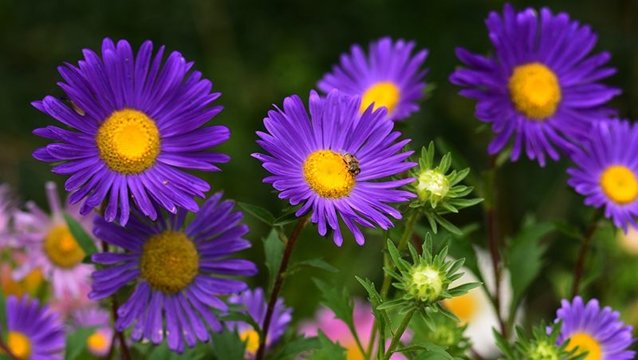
top-left (2, 0), bottom-right (638, 327)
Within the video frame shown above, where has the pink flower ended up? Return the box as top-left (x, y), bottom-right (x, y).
top-left (299, 299), bottom-right (407, 360)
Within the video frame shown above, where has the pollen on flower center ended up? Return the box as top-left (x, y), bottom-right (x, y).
top-left (6, 331), bottom-right (31, 360)
top-left (303, 150), bottom-right (356, 199)
top-left (508, 62), bottom-right (561, 120)
top-left (600, 165), bottom-right (638, 205)
top-left (43, 225), bottom-right (85, 269)
top-left (566, 332), bottom-right (602, 360)
top-left (360, 81), bottom-right (401, 114)
top-left (96, 108), bottom-right (161, 174)
top-left (140, 231), bottom-right (199, 294)
top-left (240, 329), bottom-right (260, 354)
top-left (87, 331), bottom-right (109, 354)
top-left (443, 292), bottom-right (478, 324)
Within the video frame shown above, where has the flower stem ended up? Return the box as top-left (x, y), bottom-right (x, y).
top-left (383, 308), bottom-right (415, 360)
top-left (571, 210), bottom-right (603, 298)
top-left (0, 336), bottom-right (19, 360)
top-left (255, 216), bottom-right (308, 360)
top-left (485, 156), bottom-right (506, 337)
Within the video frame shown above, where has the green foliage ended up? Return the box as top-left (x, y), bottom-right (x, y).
top-left (65, 327), bottom-right (93, 360)
top-left (410, 312), bottom-right (470, 358)
top-left (506, 218), bottom-right (554, 320)
top-left (496, 322), bottom-right (584, 360)
top-left (210, 330), bottom-right (246, 360)
top-left (306, 331), bottom-right (347, 359)
top-left (263, 228), bottom-right (284, 291)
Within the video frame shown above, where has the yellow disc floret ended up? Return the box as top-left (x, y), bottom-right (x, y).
top-left (303, 150), bottom-right (356, 199)
top-left (508, 62), bottom-right (561, 120)
top-left (360, 81), bottom-right (401, 114)
top-left (140, 231), bottom-right (199, 294)
top-left (87, 330), bottom-right (110, 355)
top-left (240, 329), bottom-right (260, 354)
top-left (96, 108), bottom-right (161, 174)
top-left (443, 291), bottom-right (478, 324)
top-left (6, 331), bottom-right (31, 360)
top-left (566, 332), bottom-right (602, 360)
top-left (600, 165), bottom-right (638, 205)
top-left (43, 225), bottom-right (85, 269)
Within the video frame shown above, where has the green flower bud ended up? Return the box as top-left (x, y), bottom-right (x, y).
top-left (416, 169), bottom-right (450, 202)
top-left (407, 264), bottom-right (444, 303)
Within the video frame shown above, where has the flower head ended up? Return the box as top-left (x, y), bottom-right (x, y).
top-left (226, 288), bottom-right (292, 356)
top-left (567, 119), bottom-right (638, 231)
top-left (73, 307), bottom-right (113, 357)
top-left (32, 38), bottom-right (229, 225)
top-left (90, 192), bottom-right (257, 353)
top-left (450, 4), bottom-right (619, 166)
top-left (318, 37), bottom-right (428, 121)
top-left (13, 182), bottom-right (94, 298)
top-left (553, 296), bottom-right (635, 360)
top-left (2, 296), bottom-right (65, 360)
top-left (253, 90), bottom-right (416, 246)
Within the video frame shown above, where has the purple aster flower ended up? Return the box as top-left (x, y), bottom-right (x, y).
top-left (73, 307), bottom-right (113, 357)
top-left (89, 192), bottom-right (257, 353)
top-left (2, 295), bottom-right (65, 360)
top-left (13, 182), bottom-right (95, 298)
top-left (32, 38), bottom-right (229, 225)
top-left (553, 296), bottom-right (635, 360)
top-left (318, 37), bottom-right (428, 121)
top-left (253, 90), bottom-right (416, 246)
top-left (227, 288), bottom-right (292, 356)
top-left (450, 4), bottom-right (619, 166)
top-left (567, 119), bottom-right (638, 231)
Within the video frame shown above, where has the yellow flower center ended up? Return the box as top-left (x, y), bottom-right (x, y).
top-left (508, 62), bottom-right (561, 120)
top-left (96, 108), bottom-right (161, 174)
top-left (360, 81), bottom-right (401, 114)
top-left (600, 165), bottom-right (638, 205)
top-left (87, 331), bottom-right (110, 355)
top-left (43, 225), bottom-right (85, 269)
top-left (566, 332), bottom-right (602, 360)
top-left (346, 341), bottom-right (365, 360)
top-left (303, 150), bottom-right (356, 199)
top-left (140, 231), bottom-right (199, 294)
top-left (2, 268), bottom-right (43, 297)
top-left (6, 331), bottom-right (31, 360)
top-left (442, 291), bottom-right (478, 324)
top-left (240, 329), bottom-right (260, 354)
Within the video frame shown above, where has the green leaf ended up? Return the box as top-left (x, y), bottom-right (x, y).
top-left (210, 330), bottom-right (246, 360)
top-left (65, 327), bottom-right (93, 360)
top-left (263, 229), bottom-right (284, 291)
top-left (267, 335), bottom-right (321, 360)
top-left (64, 213), bottom-right (98, 257)
top-left (313, 279), bottom-right (353, 328)
top-left (507, 220), bottom-right (554, 315)
top-left (307, 331), bottom-right (347, 359)
top-left (273, 207), bottom-right (300, 226)
top-left (238, 202), bottom-right (275, 225)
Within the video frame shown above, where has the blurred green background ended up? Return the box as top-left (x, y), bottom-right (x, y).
top-left (1, 0), bottom-right (638, 327)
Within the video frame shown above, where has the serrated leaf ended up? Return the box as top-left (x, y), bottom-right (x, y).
top-left (264, 229), bottom-right (284, 291)
top-left (64, 213), bottom-right (97, 257)
top-left (313, 279), bottom-right (353, 328)
top-left (507, 221), bottom-right (554, 315)
top-left (238, 202), bottom-right (275, 225)
top-left (308, 331), bottom-right (347, 359)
